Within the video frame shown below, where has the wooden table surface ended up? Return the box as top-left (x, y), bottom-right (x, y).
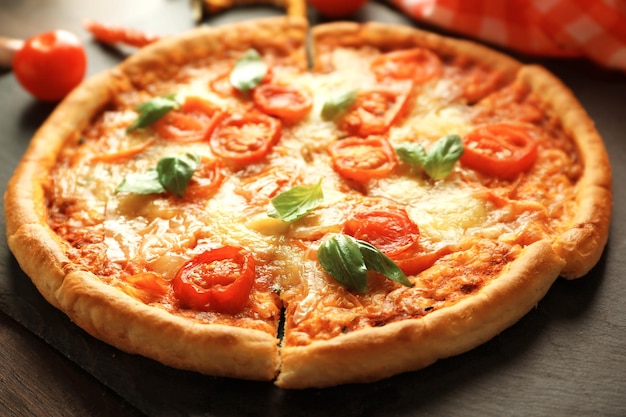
top-left (1, 1), bottom-right (625, 417)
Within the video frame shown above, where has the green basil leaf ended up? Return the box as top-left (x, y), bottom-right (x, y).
top-left (116, 153), bottom-right (201, 197)
top-left (356, 240), bottom-right (413, 288)
top-left (115, 169), bottom-right (165, 195)
top-left (422, 134), bottom-right (464, 180)
top-left (268, 179), bottom-right (324, 223)
top-left (317, 234), bottom-right (413, 293)
top-left (157, 152), bottom-right (201, 197)
top-left (395, 142), bottom-right (428, 167)
top-left (230, 49), bottom-right (268, 93)
top-left (318, 234), bottom-right (368, 293)
top-left (395, 134), bottom-right (464, 180)
top-left (127, 94), bottom-right (180, 132)
top-left (321, 89), bottom-right (358, 120)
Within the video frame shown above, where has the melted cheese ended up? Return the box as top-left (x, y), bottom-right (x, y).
top-left (102, 175), bottom-right (283, 273)
top-left (389, 104), bottom-right (472, 143)
top-left (52, 49), bottom-right (479, 283)
top-left (406, 183), bottom-right (491, 243)
top-left (45, 41), bottom-right (582, 349)
top-left (371, 175), bottom-right (494, 244)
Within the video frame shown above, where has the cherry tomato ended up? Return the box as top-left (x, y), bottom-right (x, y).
top-left (13, 30), bottom-right (87, 102)
top-left (154, 96), bottom-right (226, 143)
top-left (344, 208), bottom-right (419, 258)
top-left (172, 246), bottom-right (255, 313)
top-left (461, 124), bottom-right (538, 179)
top-left (184, 157), bottom-right (225, 200)
top-left (253, 83), bottom-right (312, 123)
top-left (371, 48), bottom-right (442, 84)
top-left (328, 136), bottom-right (397, 183)
top-left (210, 112), bottom-right (282, 167)
top-left (339, 90), bottom-right (410, 137)
top-left (308, 0), bottom-right (368, 18)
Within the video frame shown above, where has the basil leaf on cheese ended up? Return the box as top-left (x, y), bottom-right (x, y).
top-left (356, 240), bottom-right (413, 288)
top-left (395, 142), bottom-right (428, 167)
top-left (115, 152), bottom-right (200, 197)
top-left (127, 94), bottom-right (180, 132)
top-left (157, 152), bottom-right (201, 197)
top-left (395, 134), bottom-right (464, 180)
top-left (317, 234), bottom-right (412, 293)
top-left (268, 179), bottom-right (324, 223)
top-left (423, 134), bottom-right (464, 180)
top-left (230, 49), bottom-right (268, 93)
top-left (115, 169), bottom-right (165, 195)
top-left (318, 234), bottom-right (368, 293)
top-left (321, 89), bottom-right (358, 120)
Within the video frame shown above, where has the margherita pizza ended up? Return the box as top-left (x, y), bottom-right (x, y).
top-left (4, 15), bottom-right (612, 389)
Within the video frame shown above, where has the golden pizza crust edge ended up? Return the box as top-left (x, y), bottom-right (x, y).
top-left (118, 16), bottom-right (309, 84)
top-left (5, 71), bottom-right (115, 309)
top-left (3, 17), bottom-right (612, 388)
top-left (4, 17), bottom-right (301, 383)
top-left (313, 21), bottom-right (612, 279)
top-left (56, 270), bottom-right (280, 380)
top-left (517, 65), bottom-right (612, 279)
top-left (276, 240), bottom-right (564, 388)
top-left (310, 20), bottom-right (523, 80)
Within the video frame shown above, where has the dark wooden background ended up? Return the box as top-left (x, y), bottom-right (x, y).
top-left (1, 1), bottom-right (625, 416)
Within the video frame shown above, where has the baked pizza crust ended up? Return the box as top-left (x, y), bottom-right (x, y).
top-left (57, 271), bottom-right (280, 380)
top-left (201, 0), bottom-right (306, 17)
top-left (117, 15), bottom-right (309, 84)
top-left (516, 66), bottom-right (612, 278)
top-left (5, 71), bottom-right (114, 309)
top-left (275, 23), bottom-right (613, 388)
top-left (277, 240), bottom-right (564, 388)
top-left (4, 17), bottom-right (310, 383)
top-left (310, 21), bottom-right (612, 279)
top-left (311, 21), bottom-right (523, 80)
top-left (4, 17), bottom-right (612, 388)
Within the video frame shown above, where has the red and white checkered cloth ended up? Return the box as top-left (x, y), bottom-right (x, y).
top-left (390, 0), bottom-right (626, 72)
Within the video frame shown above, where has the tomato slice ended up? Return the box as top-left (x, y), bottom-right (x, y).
top-left (209, 70), bottom-right (236, 98)
top-left (253, 83), bottom-right (312, 123)
top-left (343, 208), bottom-right (450, 275)
top-left (184, 157), bottom-right (225, 200)
top-left (339, 90), bottom-right (410, 136)
top-left (329, 136), bottom-right (397, 183)
top-left (154, 96), bottom-right (226, 143)
top-left (461, 124), bottom-right (538, 179)
top-left (394, 247), bottom-right (451, 276)
top-left (209, 112), bottom-right (282, 166)
top-left (90, 138), bottom-right (156, 163)
top-left (172, 246), bottom-right (255, 313)
top-left (237, 165), bottom-right (299, 203)
top-left (370, 48), bottom-right (442, 84)
top-left (343, 209), bottom-right (419, 258)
